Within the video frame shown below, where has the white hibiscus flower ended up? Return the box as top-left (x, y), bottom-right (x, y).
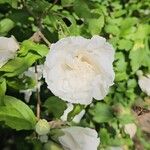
top-left (44, 36), bottom-right (115, 105)
top-left (0, 36), bottom-right (19, 68)
top-left (138, 72), bottom-right (150, 96)
top-left (58, 126), bottom-right (100, 150)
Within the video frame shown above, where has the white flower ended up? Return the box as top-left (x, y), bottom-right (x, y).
top-left (20, 65), bottom-right (43, 102)
top-left (138, 74), bottom-right (150, 96)
top-left (60, 103), bottom-right (85, 123)
top-left (60, 103), bottom-right (74, 121)
top-left (0, 36), bottom-right (19, 68)
top-left (58, 126), bottom-right (100, 150)
top-left (73, 110), bottom-right (85, 123)
top-left (124, 123), bottom-right (137, 138)
top-left (44, 36), bottom-right (115, 105)
top-left (24, 65), bottom-right (43, 80)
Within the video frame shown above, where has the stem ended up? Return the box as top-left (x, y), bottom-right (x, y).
top-left (38, 31), bottom-right (51, 47)
top-left (35, 63), bottom-right (41, 120)
top-left (30, 31), bottom-right (51, 47)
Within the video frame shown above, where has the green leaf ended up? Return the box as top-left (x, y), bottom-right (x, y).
top-left (0, 0), bottom-right (18, 8)
top-left (129, 46), bottom-right (146, 72)
top-left (0, 52), bottom-right (41, 77)
top-left (107, 17), bottom-right (123, 26)
top-left (74, 0), bottom-right (91, 18)
top-left (114, 52), bottom-right (128, 81)
top-left (105, 24), bottom-right (120, 35)
top-left (109, 37), bottom-right (119, 49)
top-left (44, 141), bottom-right (63, 150)
top-left (120, 17), bottom-right (138, 30)
top-left (116, 82), bottom-right (126, 92)
top-left (115, 52), bottom-right (127, 70)
top-left (125, 89), bottom-right (136, 101)
top-left (7, 76), bottom-right (36, 90)
top-left (0, 18), bottom-right (15, 35)
top-left (129, 38), bottom-right (150, 72)
top-left (44, 96), bottom-right (67, 118)
top-left (115, 72), bottom-right (128, 82)
top-left (99, 128), bottom-right (110, 145)
top-left (88, 15), bottom-right (104, 35)
top-left (61, 11), bottom-right (80, 36)
top-left (19, 40), bottom-right (49, 57)
top-left (111, 9), bottom-right (126, 17)
top-left (132, 24), bottom-right (150, 40)
top-left (118, 39), bottom-right (133, 51)
top-left (89, 103), bottom-right (113, 123)
top-left (118, 114), bottom-right (134, 124)
top-left (127, 79), bottom-right (137, 89)
top-left (26, 0), bottom-right (51, 15)
top-left (61, 0), bottom-right (75, 6)
top-left (0, 95), bottom-right (36, 130)
top-left (9, 9), bottom-right (30, 24)
top-left (0, 78), bottom-right (6, 106)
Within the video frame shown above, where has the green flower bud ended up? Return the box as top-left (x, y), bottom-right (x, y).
top-left (35, 119), bottom-right (50, 135)
top-left (44, 141), bottom-right (63, 150)
top-left (39, 135), bottom-right (48, 143)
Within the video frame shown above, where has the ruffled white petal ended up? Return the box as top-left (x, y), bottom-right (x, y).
top-left (44, 36), bottom-right (115, 105)
top-left (58, 126), bottom-right (100, 150)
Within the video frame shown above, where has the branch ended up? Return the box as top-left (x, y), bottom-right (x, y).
top-left (30, 31), bottom-right (51, 47)
top-left (30, 30), bottom-right (51, 120)
top-left (35, 62), bottom-right (41, 120)
top-left (38, 31), bottom-right (51, 47)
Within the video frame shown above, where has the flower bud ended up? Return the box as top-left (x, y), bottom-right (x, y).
top-left (35, 119), bottom-right (50, 135)
top-left (44, 141), bottom-right (63, 150)
top-left (39, 135), bottom-right (48, 143)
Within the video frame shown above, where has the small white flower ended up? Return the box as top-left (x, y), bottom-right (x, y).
top-left (58, 126), bottom-right (100, 150)
top-left (44, 36), bottom-right (115, 105)
top-left (73, 110), bottom-right (85, 123)
top-left (20, 89), bottom-right (33, 103)
top-left (0, 36), bottom-right (19, 68)
top-left (24, 65), bottom-right (43, 81)
top-left (138, 74), bottom-right (150, 96)
top-left (60, 103), bottom-right (85, 123)
top-left (20, 65), bottom-right (43, 102)
top-left (124, 123), bottom-right (137, 138)
top-left (60, 103), bottom-right (74, 121)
